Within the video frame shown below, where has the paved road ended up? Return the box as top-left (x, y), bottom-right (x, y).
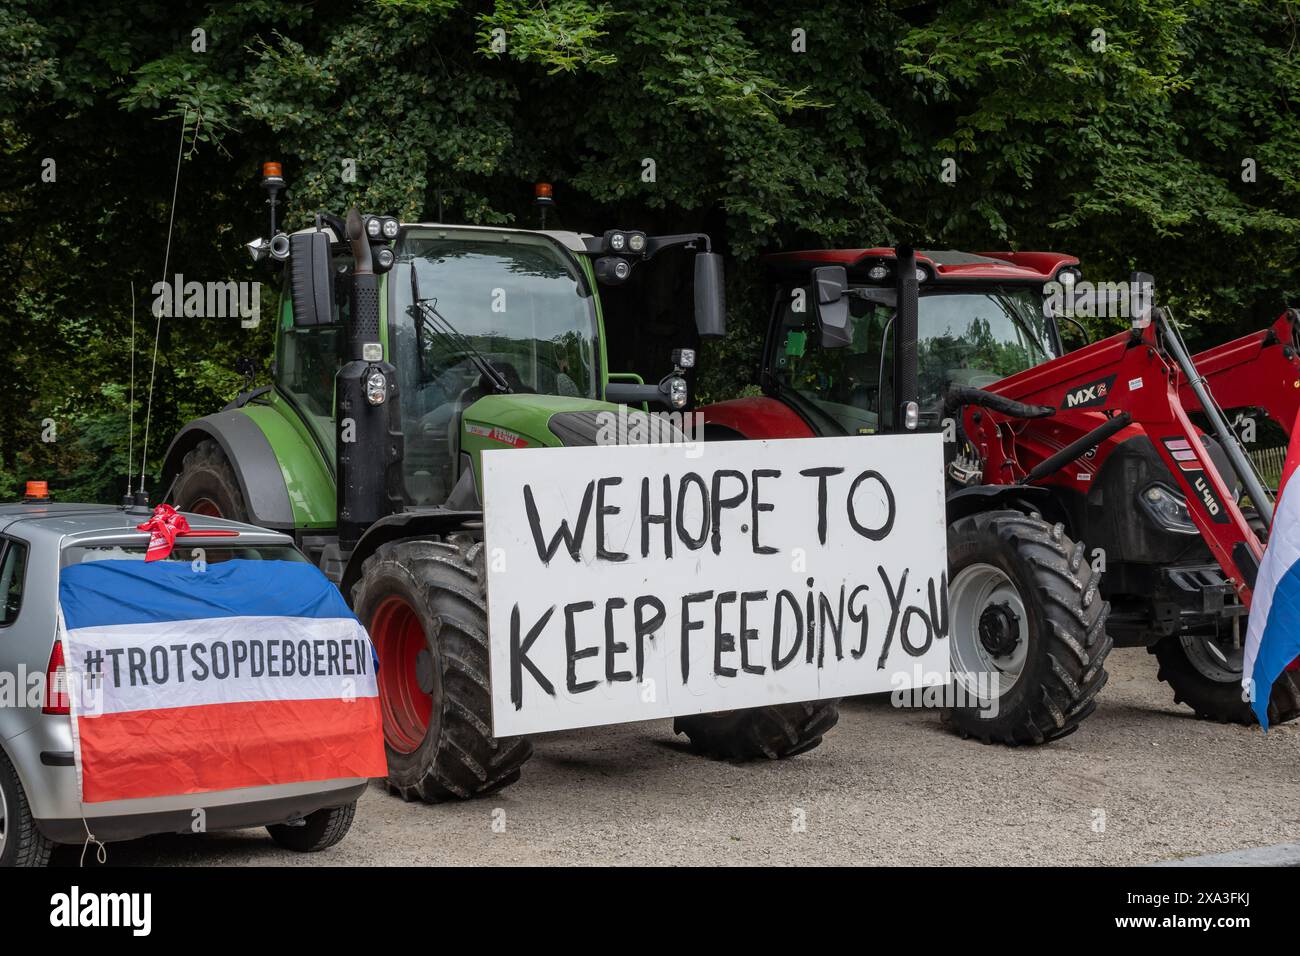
top-left (61, 648), bottom-right (1300, 866)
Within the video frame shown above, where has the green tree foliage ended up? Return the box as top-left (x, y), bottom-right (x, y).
top-left (1, 0), bottom-right (1297, 502)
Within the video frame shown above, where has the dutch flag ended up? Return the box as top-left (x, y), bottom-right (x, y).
top-left (1243, 410), bottom-right (1300, 730)
top-left (58, 558), bottom-right (387, 803)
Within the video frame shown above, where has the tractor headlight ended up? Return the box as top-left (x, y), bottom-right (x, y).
top-left (1138, 482), bottom-right (1198, 535)
top-left (867, 264), bottom-right (889, 282)
top-left (366, 371), bottom-right (387, 405)
top-left (595, 256), bottom-right (633, 284)
top-left (666, 375), bottom-right (689, 410)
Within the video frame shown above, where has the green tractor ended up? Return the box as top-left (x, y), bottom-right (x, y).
top-left (163, 167), bottom-right (840, 801)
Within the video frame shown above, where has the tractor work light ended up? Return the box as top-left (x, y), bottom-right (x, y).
top-left (667, 376), bottom-right (689, 409)
top-left (1138, 482), bottom-right (1198, 534)
top-left (366, 370), bottom-right (388, 405)
top-left (362, 343), bottom-right (384, 362)
top-left (381, 217), bottom-right (400, 240)
top-left (602, 230), bottom-right (648, 256)
top-left (867, 264), bottom-right (889, 282)
top-left (903, 400), bottom-right (920, 430)
top-left (595, 256), bottom-right (632, 284)
top-left (365, 216), bottom-right (383, 239)
top-left (671, 348), bottom-right (696, 369)
top-left (246, 237), bottom-right (271, 262)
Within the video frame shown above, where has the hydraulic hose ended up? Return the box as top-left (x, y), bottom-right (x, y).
top-left (1019, 412), bottom-right (1132, 484)
top-left (943, 384), bottom-right (1055, 421)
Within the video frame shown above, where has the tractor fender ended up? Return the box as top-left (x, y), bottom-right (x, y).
top-left (339, 509), bottom-right (482, 601)
top-left (161, 411), bottom-right (296, 529)
top-left (698, 397), bottom-right (815, 440)
top-left (945, 483), bottom-right (1068, 529)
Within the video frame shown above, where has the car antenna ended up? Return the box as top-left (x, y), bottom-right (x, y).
top-left (136, 108), bottom-right (194, 510)
top-left (122, 281), bottom-right (137, 508)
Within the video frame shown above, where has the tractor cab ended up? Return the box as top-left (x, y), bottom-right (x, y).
top-left (389, 227), bottom-right (603, 505)
top-left (247, 205), bottom-right (726, 544)
top-left (759, 249), bottom-right (1076, 435)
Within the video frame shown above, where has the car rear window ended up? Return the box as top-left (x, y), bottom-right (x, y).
top-left (0, 540), bottom-right (28, 627)
top-left (62, 543), bottom-right (309, 567)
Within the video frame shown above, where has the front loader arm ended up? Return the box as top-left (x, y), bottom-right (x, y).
top-left (1183, 310), bottom-right (1300, 438)
top-left (963, 323), bottom-right (1265, 605)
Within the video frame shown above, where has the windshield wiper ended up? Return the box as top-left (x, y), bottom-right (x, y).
top-left (408, 261), bottom-right (512, 394)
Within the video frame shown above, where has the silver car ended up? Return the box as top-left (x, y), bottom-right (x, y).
top-left (0, 501), bottom-right (367, 866)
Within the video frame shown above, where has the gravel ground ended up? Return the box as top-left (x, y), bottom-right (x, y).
top-left (61, 647), bottom-right (1300, 866)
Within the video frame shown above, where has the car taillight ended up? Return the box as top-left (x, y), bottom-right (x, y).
top-left (43, 640), bottom-right (69, 715)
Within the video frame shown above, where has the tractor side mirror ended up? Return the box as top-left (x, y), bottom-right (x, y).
top-left (693, 253), bottom-right (727, 338)
top-left (289, 231), bottom-right (335, 327)
top-left (811, 265), bottom-right (852, 348)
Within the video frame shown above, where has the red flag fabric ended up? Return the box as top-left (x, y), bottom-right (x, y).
top-left (135, 504), bottom-right (191, 561)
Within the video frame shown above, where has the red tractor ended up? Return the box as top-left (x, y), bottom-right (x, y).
top-left (701, 247), bottom-right (1300, 736)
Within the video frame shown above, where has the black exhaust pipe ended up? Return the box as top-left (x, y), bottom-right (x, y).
top-left (335, 207), bottom-right (403, 549)
top-left (893, 246), bottom-right (919, 430)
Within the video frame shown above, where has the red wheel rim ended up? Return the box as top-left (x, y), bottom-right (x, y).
top-left (370, 596), bottom-right (434, 754)
top-left (188, 497), bottom-right (222, 518)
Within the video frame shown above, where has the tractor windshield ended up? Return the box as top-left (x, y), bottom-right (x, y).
top-left (390, 229), bottom-right (599, 504)
top-left (772, 285), bottom-right (1053, 433)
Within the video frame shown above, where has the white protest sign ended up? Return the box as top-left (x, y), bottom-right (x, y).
top-left (483, 433), bottom-right (949, 736)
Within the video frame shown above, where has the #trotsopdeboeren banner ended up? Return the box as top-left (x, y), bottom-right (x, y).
top-left (484, 433), bottom-right (949, 736)
top-left (58, 559), bottom-right (387, 803)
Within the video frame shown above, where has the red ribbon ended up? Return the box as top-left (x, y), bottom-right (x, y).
top-left (135, 504), bottom-right (191, 562)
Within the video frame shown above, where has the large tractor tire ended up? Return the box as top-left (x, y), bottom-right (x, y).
top-left (1151, 630), bottom-right (1300, 726)
top-left (351, 534), bottom-right (533, 802)
top-left (674, 700), bottom-right (841, 760)
top-left (944, 510), bottom-right (1111, 745)
top-left (172, 439), bottom-right (249, 521)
